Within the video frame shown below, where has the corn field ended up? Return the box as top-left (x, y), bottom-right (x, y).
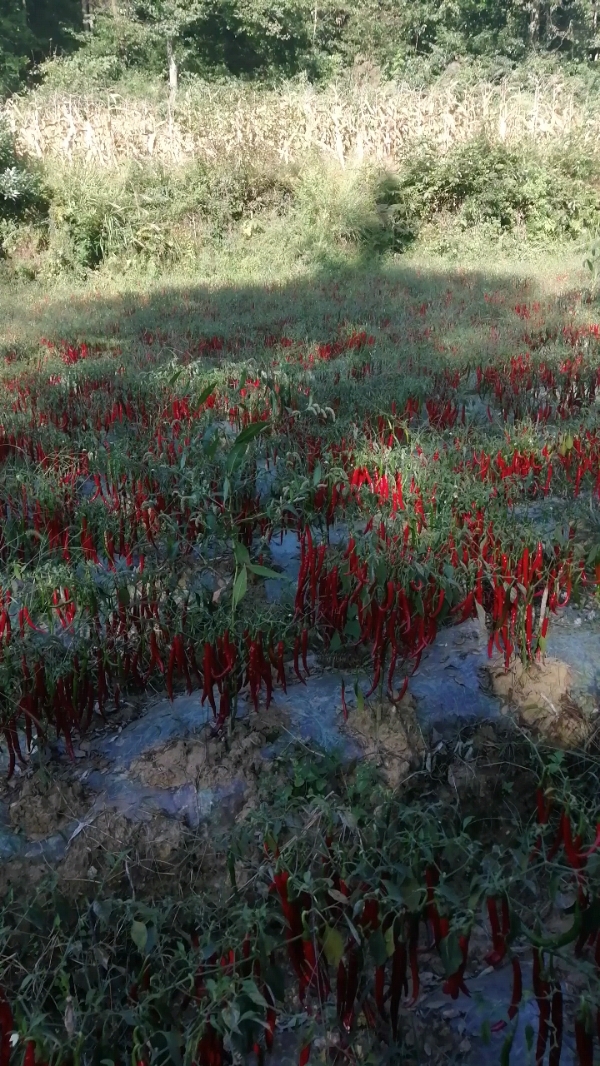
top-left (2, 76), bottom-right (598, 169)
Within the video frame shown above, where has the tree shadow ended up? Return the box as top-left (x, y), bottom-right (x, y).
top-left (10, 254), bottom-right (586, 373)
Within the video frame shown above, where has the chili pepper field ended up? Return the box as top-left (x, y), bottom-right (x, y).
top-left (1, 251), bottom-right (600, 1066)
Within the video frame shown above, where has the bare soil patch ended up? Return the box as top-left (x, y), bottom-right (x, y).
top-left (343, 694), bottom-right (425, 788)
top-left (488, 656), bottom-right (590, 747)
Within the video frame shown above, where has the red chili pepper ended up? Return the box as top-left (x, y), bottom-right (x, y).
top-left (276, 640), bottom-right (287, 692)
top-left (536, 787), bottom-right (551, 824)
top-left (533, 541), bottom-right (543, 576)
top-left (561, 811), bottom-right (582, 870)
top-left (172, 634), bottom-right (191, 693)
top-left (365, 656), bottom-right (382, 698)
top-left (486, 898), bottom-right (506, 965)
top-left (298, 1044), bottom-right (311, 1066)
top-left (149, 631), bottom-right (164, 674)
top-left (455, 592), bottom-right (475, 624)
top-left (521, 547), bottom-right (530, 588)
top-left (442, 933), bottom-right (470, 999)
top-left (0, 988), bottom-right (14, 1065)
top-left (522, 603), bottom-right (533, 656)
top-left (272, 871), bottom-right (307, 997)
top-left (23, 1042), bottom-right (37, 1066)
top-left (398, 589), bottom-right (411, 632)
top-left (196, 1023), bottom-right (224, 1066)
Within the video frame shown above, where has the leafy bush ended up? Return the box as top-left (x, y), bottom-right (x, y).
top-left (0, 122), bottom-right (47, 240)
top-left (45, 158), bottom-right (296, 271)
top-left (378, 137), bottom-right (600, 250)
top-left (7, 130), bottom-right (600, 274)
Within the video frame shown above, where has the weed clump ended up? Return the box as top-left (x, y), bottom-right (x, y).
top-left (378, 136), bottom-right (600, 251)
top-left (0, 121), bottom-right (47, 258)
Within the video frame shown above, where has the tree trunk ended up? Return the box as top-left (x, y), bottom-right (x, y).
top-left (167, 38), bottom-right (178, 100)
top-left (529, 0), bottom-right (541, 45)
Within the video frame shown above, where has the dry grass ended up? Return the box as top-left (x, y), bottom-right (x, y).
top-left (3, 76), bottom-right (598, 169)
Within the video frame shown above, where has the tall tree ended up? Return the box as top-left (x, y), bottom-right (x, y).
top-left (133, 0), bottom-right (208, 95)
top-left (0, 0), bottom-right (35, 93)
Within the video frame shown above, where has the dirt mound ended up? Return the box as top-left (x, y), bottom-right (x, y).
top-left (7, 776), bottom-right (89, 840)
top-left (0, 808), bottom-right (189, 895)
top-left (343, 695), bottom-right (425, 788)
top-left (488, 657), bottom-right (590, 747)
top-left (127, 705), bottom-right (289, 792)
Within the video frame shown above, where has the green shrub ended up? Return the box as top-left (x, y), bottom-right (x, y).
top-left (0, 122), bottom-right (46, 221)
top-left (11, 131), bottom-right (600, 275)
top-left (378, 137), bottom-right (600, 249)
top-left (45, 158), bottom-right (296, 272)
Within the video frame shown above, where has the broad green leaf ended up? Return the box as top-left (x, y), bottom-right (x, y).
top-left (354, 682), bottom-right (364, 712)
top-left (401, 879), bottom-right (423, 913)
top-left (439, 930), bottom-right (463, 978)
top-left (196, 380), bottom-right (217, 406)
top-left (234, 421), bottom-right (270, 447)
top-left (131, 920), bottom-right (148, 954)
top-left (247, 563), bottom-right (281, 579)
top-left (233, 540), bottom-right (250, 565)
top-left (322, 925), bottom-right (345, 967)
top-left (232, 566), bottom-right (248, 607)
top-left (242, 979), bottom-right (269, 1010)
top-left (167, 366), bottom-right (184, 386)
top-left (368, 928), bottom-right (388, 967)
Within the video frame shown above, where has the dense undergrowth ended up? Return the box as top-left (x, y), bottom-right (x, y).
top-left (2, 109), bottom-right (600, 275)
top-left (2, 732), bottom-right (600, 1065)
